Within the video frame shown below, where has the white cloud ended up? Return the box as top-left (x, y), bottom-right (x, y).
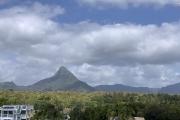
top-left (71, 64), bottom-right (179, 88)
top-left (0, 2), bottom-right (180, 87)
top-left (0, 2), bottom-right (65, 18)
top-left (78, 0), bottom-right (180, 8)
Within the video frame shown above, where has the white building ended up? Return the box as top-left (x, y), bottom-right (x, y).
top-left (0, 105), bottom-right (34, 120)
top-left (134, 117), bottom-right (145, 120)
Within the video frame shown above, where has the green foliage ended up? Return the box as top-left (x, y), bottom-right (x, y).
top-left (32, 96), bottom-right (64, 120)
top-left (144, 104), bottom-right (180, 120)
top-left (70, 102), bottom-right (85, 120)
top-left (0, 91), bottom-right (179, 120)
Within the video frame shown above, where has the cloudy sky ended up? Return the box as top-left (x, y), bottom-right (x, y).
top-left (0, 0), bottom-right (180, 88)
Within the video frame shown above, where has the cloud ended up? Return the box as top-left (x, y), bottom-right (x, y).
top-left (57, 22), bottom-right (180, 66)
top-left (0, 2), bottom-right (180, 87)
top-left (78, 0), bottom-right (180, 8)
top-left (0, 2), bottom-right (65, 85)
top-left (71, 64), bottom-right (180, 88)
top-left (0, 2), bottom-right (65, 18)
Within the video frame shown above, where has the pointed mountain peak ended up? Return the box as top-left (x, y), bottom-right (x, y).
top-left (54, 66), bottom-right (77, 79)
top-left (26, 66), bottom-right (93, 91)
top-left (58, 66), bottom-right (69, 72)
top-left (54, 66), bottom-right (74, 77)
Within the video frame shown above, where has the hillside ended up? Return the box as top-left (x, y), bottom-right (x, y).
top-left (160, 83), bottom-right (180, 94)
top-left (28, 66), bottom-right (94, 91)
top-left (0, 66), bottom-right (94, 91)
top-left (0, 66), bottom-right (179, 93)
top-left (0, 82), bottom-right (17, 90)
top-left (95, 84), bottom-right (158, 93)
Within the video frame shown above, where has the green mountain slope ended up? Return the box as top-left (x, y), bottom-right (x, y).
top-left (29, 66), bottom-right (94, 91)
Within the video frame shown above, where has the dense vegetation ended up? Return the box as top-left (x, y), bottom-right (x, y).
top-left (0, 91), bottom-right (180, 120)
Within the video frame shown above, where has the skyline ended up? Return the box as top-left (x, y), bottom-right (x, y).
top-left (0, 0), bottom-right (180, 88)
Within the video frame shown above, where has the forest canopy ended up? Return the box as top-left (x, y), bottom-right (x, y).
top-left (0, 91), bottom-right (180, 120)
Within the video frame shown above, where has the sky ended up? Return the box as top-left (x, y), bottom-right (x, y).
top-left (0, 0), bottom-right (180, 88)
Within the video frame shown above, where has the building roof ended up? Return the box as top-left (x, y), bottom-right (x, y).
top-left (134, 117), bottom-right (145, 120)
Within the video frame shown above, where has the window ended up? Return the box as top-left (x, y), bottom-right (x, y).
top-left (3, 111), bottom-right (8, 114)
top-left (21, 110), bottom-right (26, 114)
top-left (9, 111), bottom-right (13, 114)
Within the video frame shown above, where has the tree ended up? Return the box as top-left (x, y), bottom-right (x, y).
top-left (32, 96), bottom-right (64, 120)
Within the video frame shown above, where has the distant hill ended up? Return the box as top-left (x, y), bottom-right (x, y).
top-left (28, 66), bottom-right (94, 91)
top-left (95, 83), bottom-right (180, 94)
top-left (160, 83), bottom-right (180, 94)
top-left (95, 84), bottom-right (159, 93)
top-left (0, 82), bottom-right (17, 90)
top-left (0, 66), bottom-right (94, 91)
top-left (0, 66), bottom-right (179, 93)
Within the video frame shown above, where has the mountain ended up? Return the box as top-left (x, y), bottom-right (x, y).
top-left (0, 82), bottom-right (17, 90)
top-left (0, 67), bottom-right (179, 93)
top-left (0, 66), bottom-right (94, 91)
top-left (160, 83), bottom-right (180, 94)
top-left (28, 66), bottom-right (94, 91)
top-left (95, 84), bottom-right (158, 93)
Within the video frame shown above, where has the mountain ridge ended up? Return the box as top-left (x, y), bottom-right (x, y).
top-left (95, 83), bottom-right (180, 94)
top-left (0, 66), bottom-right (94, 91)
top-left (0, 66), bottom-right (179, 93)
top-left (95, 84), bottom-right (160, 93)
top-left (28, 66), bottom-right (94, 91)
top-left (160, 83), bottom-right (180, 94)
